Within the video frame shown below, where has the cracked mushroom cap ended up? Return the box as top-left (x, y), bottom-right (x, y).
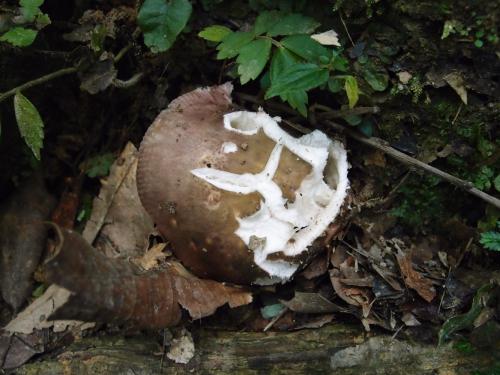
top-left (137, 83), bottom-right (349, 285)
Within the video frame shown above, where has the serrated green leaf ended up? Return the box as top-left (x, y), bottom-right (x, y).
top-left (494, 175), bottom-right (500, 192)
top-left (0, 27), bottom-right (38, 47)
top-left (14, 92), bottom-right (44, 160)
top-left (480, 230), bottom-right (500, 251)
top-left (270, 47), bottom-right (299, 81)
top-left (267, 13), bottom-right (319, 37)
top-left (137, 0), bottom-right (192, 53)
top-left (20, 0), bottom-right (44, 21)
top-left (266, 63), bottom-right (328, 99)
top-left (281, 34), bottom-right (329, 63)
top-left (237, 38), bottom-right (272, 84)
top-left (254, 10), bottom-right (282, 35)
top-left (216, 31), bottom-right (254, 59)
top-left (269, 47), bottom-right (308, 116)
top-left (284, 90), bottom-right (308, 116)
top-left (198, 25), bottom-right (232, 42)
top-left (344, 76), bottom-right (359, 108)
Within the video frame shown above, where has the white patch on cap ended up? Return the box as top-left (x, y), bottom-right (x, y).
top-left (221, 142), bottom-right (238, 154)
top-left (191, 111), bottom-right (349, 282)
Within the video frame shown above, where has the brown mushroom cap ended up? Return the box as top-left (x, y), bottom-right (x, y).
top-left (137, 84), bottom-right (348, 285)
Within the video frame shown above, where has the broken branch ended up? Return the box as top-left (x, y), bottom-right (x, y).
top-left (324, 120), bottom-right (500, 209)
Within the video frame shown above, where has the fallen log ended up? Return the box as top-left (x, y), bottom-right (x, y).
top-left (16, 324), bottom-right (497, 374)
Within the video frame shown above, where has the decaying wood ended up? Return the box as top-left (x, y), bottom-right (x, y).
top-left (0, 173), bottom-right (56, 311)
top-left (16, 324), bottom-right (497, 375)
top-left (41, 226), bottom-right (251, 328)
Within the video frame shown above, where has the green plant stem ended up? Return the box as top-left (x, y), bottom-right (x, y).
top-left (0, 66), bottom-right (77, 103)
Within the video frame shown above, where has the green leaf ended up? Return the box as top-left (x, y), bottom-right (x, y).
top-left (267, 13), bottom-right (319, 37)
top-left (344, 76), bottom-right (359, 108)
top-left (328, 77), bottom-right (343, 93)
top-left (137, 0), bottom-right (192, 53)
top-left (20, 0), bottom-right (44, 21)
top-left (261, 303), bottom-right (285, 319)
top-left (281, 34), bottom-right (329, 63)
top-left (480, 230), bottom-right (500, 251)
top-left (494, 175), bottom-right (500, 192)
top-left (362, 61), bottom-right (388, 91)
top-left (84, 153), bottom-right (115, 178)
top-left (270, 47), bottom-right (299, 81)
top-left (269, 48), bottom-right (308, 116)
top-left (438, 284), bottom-right (495, 345)
top-left (332, 53), bottom-right (349, 72)
top-left (254, 10), bottom-right (282, 35)
top-left (237, 38), bottom-right (272, 84)
top-left (216, 31), bottom-right (254, 59)
top-left (343, 114), bottom-right (362, 125)
top-left (266, 63), bottom-right (329, 99)
top-left (198, 25), bottom-right (232, 42)
top-left (14, 92), bottom-right (44, 160)
top-left (0, 27), bottom-right (38, 47)
top-left (284, 90), bottom-right (308, 116)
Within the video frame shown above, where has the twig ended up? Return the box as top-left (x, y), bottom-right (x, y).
top-left (114, 43), bottom-right (133, 64)
top-left (263, 307), bottom-right (289, 332)
top-left (324, 120), bottom-right (500, 209)
top-left (451, 102), bottom-right (463, 125)
top-left (312, 103), bottom-right (380, 118)
top-left (112, 73), bottom-right (143, 88)
top-left (339, 11), bottom-right (355, 47)
top-left (0, 66), bottom-right (77, 103)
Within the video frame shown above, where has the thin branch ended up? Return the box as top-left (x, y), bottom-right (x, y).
top-left (0, 66), bottom-right (77, 103)
top-left (112, 73), bottom-right (143, 88)
top-left (324, 120), bottom-right (500, 209)
top-left (311, 103), bottom-right (380, 118)
top-left (339, 10), bottom-right (355, 47)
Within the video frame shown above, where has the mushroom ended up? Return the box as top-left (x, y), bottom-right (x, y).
top-left (137, 83), bottom-right (349, 285)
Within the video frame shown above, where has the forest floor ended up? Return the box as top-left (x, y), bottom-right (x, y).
top-left (0, 0), bottom-right (499, 374)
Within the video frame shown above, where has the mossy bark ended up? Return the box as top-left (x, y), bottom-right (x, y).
top-left (17, 324), bottom-right (496, 375)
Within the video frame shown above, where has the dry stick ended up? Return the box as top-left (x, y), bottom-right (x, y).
top-left (0, 66), bottom-right (77, 103)
top-left (324, 120), bottom-right (500, 209)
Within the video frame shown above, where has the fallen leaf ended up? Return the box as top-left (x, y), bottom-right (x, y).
top-left (401, 312), bottom-right (421, 327)
top-left (170, 264), bottom-right (252, 320)
top-left (0, 173), bottom-right (56, 310)
top-left (132, 243), bottom-right (170, 270)
top-left (281, 292), bottom-right (347, 314)
top-left (41, 226), bottom-right (251, 328)
top-left (4, 285), bottom-right (94, 334)
top-left (0, 332), bottom-right (44, 370)
top-left (396, 250), bottom-right (436, 303)
top-left (79, 58), bottom-right (117, 95)
top-left (311, 30), bottom-right (340, 46)
top-left (293, 314), bottom-right (335, 330)
top-left (83, 143), bottom-right (154, 258)
top-left (443, 72), bottom-right (467, 104)
top-left (166, 328), bottom-right (195, 364)
top-left (397, 71), bottom-right (412, 84)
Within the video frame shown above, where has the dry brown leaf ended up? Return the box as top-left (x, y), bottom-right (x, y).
top-left (4, 285), bottom-right (94, 335)
top-left (396, 250), bottom-right (436, 303)
top-left (170, 265), bottom-right (252, 320)
top-left (41, 227), bottom-right (252, 328)
top-left (83, 142), bottom-right (154, 259)
top-left (281, 292), bottom-right (347, 314)
top-left (132, 243), bottom-right (170, 270)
